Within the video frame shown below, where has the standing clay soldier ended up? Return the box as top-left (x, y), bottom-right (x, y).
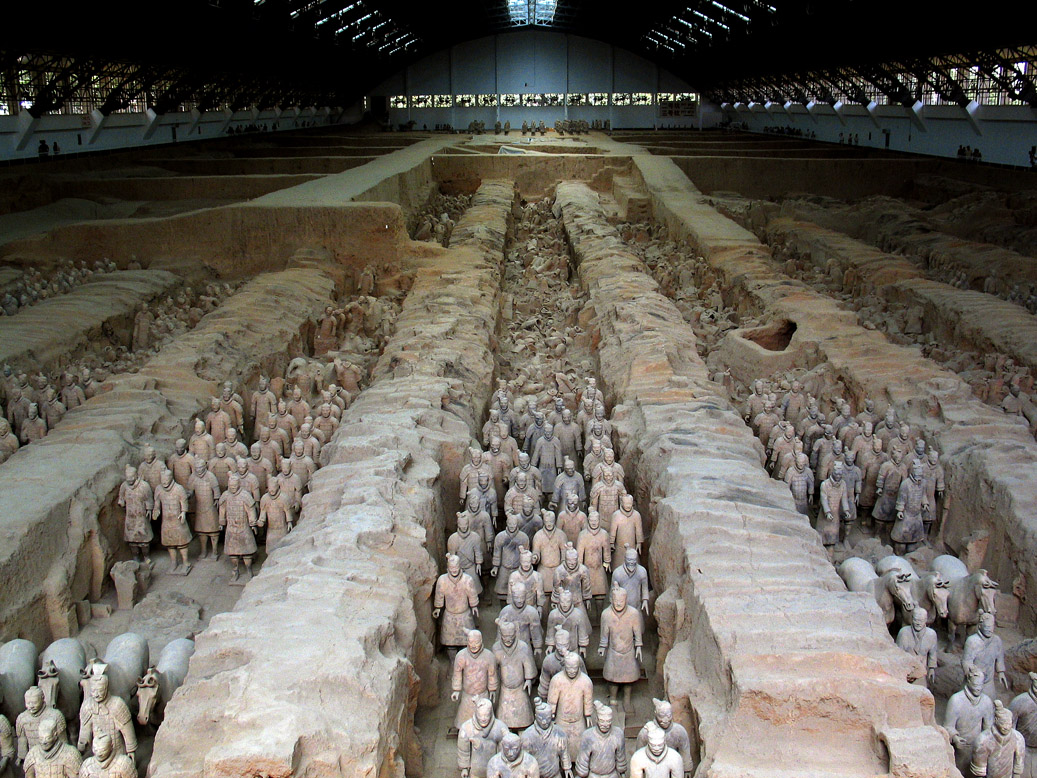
top-left (475, 472), bottom-right (499, 526)
top-left (895, 607), bottom-right (938, 687)
top-left (0, 707), bottom-right (10, 776)
top-left (511, 452), bottom-right (543, 495)
top-left (449, 513), bottom-right (484, 596)
top-left (629, 722), bottom-right (684, 778)
top-left (964, 612), bottom-right (1009, 700)
top-left (153, 469), bottom-right (191, 575)
top-left (77, 732), bottom-right (135, 778)
top-left (78, 673), bottom-right (135, 760)
top-left (205, 397), bottom-right (232, 445)
top-left (486, 733), bottom-right (539, 778)
top-left (247, 443), bottom-right (274, 493)
top-left (589, 470), bottom-right (625, 532)
top-left (452, 630), bottom-right (499, 730)
top-left (258, 478), bottom-right (294, 551)
top-left (19, 404), bottom-right (46, 443)
top-left (892, 460), bottom-right (929, 554)
top-left (118, 465), bottom-right (153, 563)
top-left (492, 620), bottom-right (537, 730)
top-left (636, 699), bottom-right (693, 777)
top-left (461, 449), bottom-right (493, 507)
top-left (16, 687), bottom-right (66, 762)
top-left (784, 453), bottom-right (814, 515)
top-left (219, 474), bottom-right (258, 583)
top-left (166, 439), bottom-right (195, 488)
top-left (24, 718), bottom-right (79, 778)
top-left (0, 419), bottom-right (19, 464)
top-left (208, 443), bottom-right (235, 492)
top-left (250, 377), bottom-right (277, 439)
top-left (923, 448), bottom-right (946, 537)
top-left (858, 437), bottom-right (886, 526)
top-left (274, 459), bottom-right (304, 514)
top-left (577, 512), bottom-right (610, 619)
top-left (872, 447), bottom-right (907, 543)
top-left (509, 549), bottom-right (545, 613)
top-left (288, 439), bottom-right (316, 489)
top-left (574, 701), bottom-right (626, 778)
top-left (818, 461), bottom-right (850, 552)
top-left (591, 448), bottom-right (624, 490)
top-left (187, 459), bottom-right (221, 560)
top-left (552, 459), bottom-right (585, 511)
top-left (61, 373), bottom-right (87, 410)
top-left (599, 585), bottom-right (643, 710)
top-left (462, 492), bottom-right (495, 553)
top-left (782, 380), bottom-right (808, 426)
top-left (493, 515), bottom-right (530, 605)
top-left (611, 547), bottom-right (650, 625)
top-left (499, 583), bottom-right (544, 659)
top-left (532, 510), bottom-right (567, 597)
top-left (754, 400), bottom-right (782, 450)
top-left (314, 403), bottom-right (339, 443)
top-left (458, 698), bottom-right (509, 778)
top-left (538, 629), bottom-right (586, 700)
top-left (532, 424), bottom-right (565, 502)
top-left (40, 388), bottom-right (65, 430)
top-left (521, 699), bottom-right (572, 778)
top-left (945, 664), bottom-right (996, 775)
top-left (224, 428), bottom-right (248, 460)
top-left (554, 410), bottom-right (583, 466)
top-left (6, 387), bottom-right (30, 439)
top-left (506, 472), bottom-right (541, 517)
top-left (486, 437), bottom-right (513, 504)
top-left (131, 304), bottom-right (152, 352)
top-left (548, 653), bottom-right (594, 761)
top-left (547, 589), bottom-right (591, 657)
top-left (286, 387), bottom-right (310, 429)
top-left (188, 419), bottom-right (215, 461)
top-left (609, 495), bottom-right (643, 571)
top-left (971, 701), bottom-right (1026, 778)
top-left (266, 416), bottom-right (290, 459)
top-left (553, 545), bottom-right (592, 613)
top-left (582, 440), bottom-right (606, 485)
top-left (558, 493), bottom-right (587, 546)
top-left (435, 553), bottom-right (480, 654)
top-left (1009, 673), bottom-right (1037, 777)
top-left (841, 450), bottom-right (862, 525)
top-left (136, 445), bottom-right (163, 492)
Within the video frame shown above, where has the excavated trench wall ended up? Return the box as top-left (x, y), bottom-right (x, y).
top-left (0, 268), bottom-right (335, 645)
top-left (147, 180), bottom-right (513, 778)
top-left (730, 207), bottom-right (1037, 375)
top-left (430, 154), bottom-right (629, 200)
top-left (630, 153), bottom-right (1037, 632)
top-left (556, 180), bottom-right (953, 778)
top-left (0, 270), bottom-right (182, 373)
top-left (0, 138), bottom-right (457, 278)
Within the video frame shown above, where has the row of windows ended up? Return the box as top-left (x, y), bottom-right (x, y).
top-left (388, 92), bottom-right (699, 109)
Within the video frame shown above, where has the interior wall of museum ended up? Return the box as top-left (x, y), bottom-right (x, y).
top-left (729, 102), bottom-right (1037, 166)
top-left (0, 104), bottom-right (364, 163)
top-left (372, 31), bottom-right (724, 129)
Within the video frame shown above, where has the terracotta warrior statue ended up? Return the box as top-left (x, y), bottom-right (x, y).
top-left (23, 718), bottom-right (79, 778)
top-left (629, 722), bottom-right (684, 778)
top-left (250, 377), bottom-right (277, 439)
top-left (547, 588), bottom-right (591, 657)
top-left (609, 494), bottom-right (643, 571)
top-left (78, 731), bottom-right (136, 778)
top-left (118, 465), bottom-right (153, 563)
top-left (532, 424), bottom-right (565, 501)
top-left (509, 549), bottom-right (545, 614)
top-left (205, 397), bottom-right (232, 446)
top-left (945, 663), bottom-right (996, 774)
top-left (971, 701), bottom-right (1026, 778)
top-left (188, 419), bottom-right (215, 461)
top-left (77, 673), bottom-right (136, 760)
top-left (434, 554), bottom-right (479, 657)
top-left (1009, 672), bottom-right (1037, 777)
top-left (590, 448), bottom-right (623, 491)
top-left (818, 461), bottom-right (849, 554)
top-left (532, 509), bottom-right (568, 597)
top-left (589, 469), bottom-right (625, 532)
top-left (166, 439), bottom-right (195, 488)
top-left (963, 611), bottom-right (1009, 700)
top-left (452, 630), bottom-right (499, 730)
top-left (510, 451), bottom-right (543, 495)
top-left (520, 698), bottom-right (572, 778)
top-left (257, 478), bottom-right (294, 552)
top-left (492, 620), bottom-right (537, 731)
top-left (558, 492), bottom-right (588, 546)
top-left (499, 582), bottom-right (544, 659)
top-left (577, 512), bottom-right (610, 620)
top-left (574, 700), bottom-right (626, 778)
top-left (0, 418), bottom-right (19, 464)
top-left (492, 514), bottom-right (530, 605)
top-left (784, 453), bottom-right (814, 516)
top-left (599, 585), bottom-right (644, 711)
top-left (636, 699), bottom-right (693, 777)
top-left (219, 473), bottom-right (258, 584)
top-left (553, 544), bottom-right (592, 614)
top-left (892, 460), bottom-right (929, 555)
top-left (538, 627), bottom-right (586, 701)
top-left (15, 687), bottom-right (66, 763)
top-left (895, 606), bottom-right (938, 687)
top-left (187, 458), bottom-right (220, 560)
top-left (153, 469), bottom-right (191, 575)
top-left (548, 653), bottom-right (594, 762)
top-left (457, 698), bottom-right (509, 778)
top-left (552, 458), bottom-right (585, 512)
top-left (448, 512), bottom-right (484, 596)
top-left (611, 547), bottom-right (650, 625)
top-left (486, 732), bottom-right (539, 778)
